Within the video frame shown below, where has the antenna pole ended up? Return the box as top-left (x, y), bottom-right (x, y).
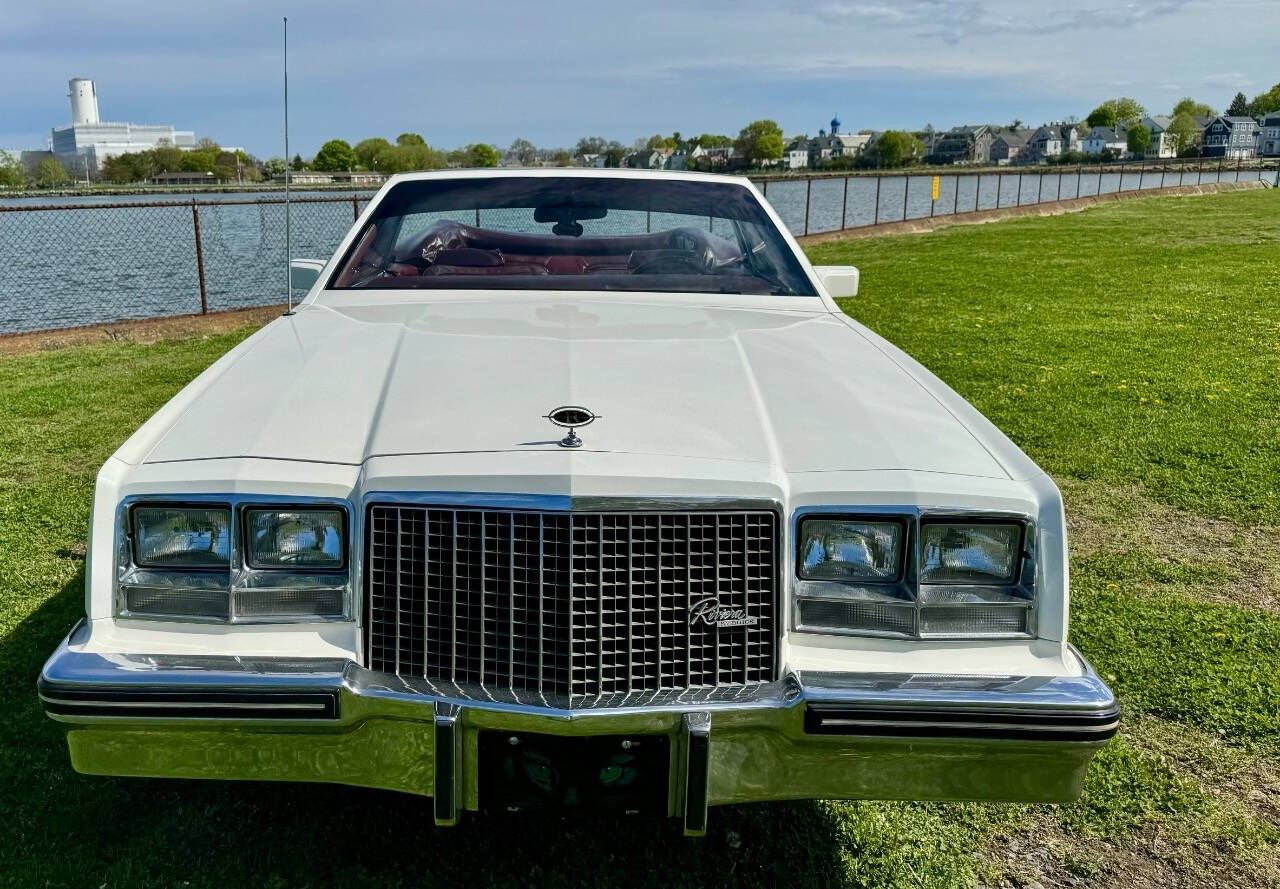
top-left (283, 16), bottom-right (294, 315)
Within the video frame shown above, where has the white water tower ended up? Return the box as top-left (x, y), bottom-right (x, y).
top-left (68, 78), bottom-right (100, 125)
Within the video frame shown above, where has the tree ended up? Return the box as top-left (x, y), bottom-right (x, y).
top-left (1086, 97), bottom-right (1145, 130)
top-left (1167, 112), bottom-right (1201, 154)
top-left (312, 139), bottom-right (355, 172)
top-left (36, 157), bottom-right (70, 187)
top-left (1127, 124), bottom-right (1152, 157)
top-left (735, 119), bottom-right (785, 165)
top-left (151, 145), bottom-right (184, 173)
top-left (551, 150), bottom-right (572, 166)
top-left (396, 133), bottom-right (426, 146)
top-left (262, 157), bottom-right (287, 178)
top-left (695, 133), bottom-right (732, 148)
top-left (290, 154), bottom-right (305, 170)
top-left (602, 144), bottom-right (626, 167)
top-left (575, 136), bottom-right (607, 157)
top-left (868, 130), bottom-right (924, 168)
top-left (1009, 118), bottom-right (1024, 130)
top-left (1249, 82), bottom-right (1280, 116)
top-left (466, 143), bottom-right (500, 167)
top-left (353, 137), bottom-right (393, 170)
top-left (0, 152), bottom-right (26, 187)
top-left (1172, 97), bottom-right (1214, 119)
top-left (506, 138), bottom-right (537, 166)
top-left (1227, 91), bottom-right (1249, 116)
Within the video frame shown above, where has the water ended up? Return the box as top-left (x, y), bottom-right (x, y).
top-left (0, 166), bottom-right (1273, 334)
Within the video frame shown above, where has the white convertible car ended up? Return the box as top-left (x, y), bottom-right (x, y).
top-left (40, 170), bottom-right (1115, 832)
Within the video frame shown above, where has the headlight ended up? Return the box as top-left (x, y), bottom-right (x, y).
top-left (246, 509), bottom-right (344, 569)
top-left (132, 506), bottom-right (230, 568)
top-left (798, 518), bottom-right (902, 581)
top-left (920, 522), bottom-right (1020, 585)
top-left (118, 499), bottom-right (349, 623)
top-left (795, 513), bottom-right (1034, 639)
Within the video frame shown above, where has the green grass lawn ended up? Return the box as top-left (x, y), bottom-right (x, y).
top-left (2, 189), bottom-right (1278, 887)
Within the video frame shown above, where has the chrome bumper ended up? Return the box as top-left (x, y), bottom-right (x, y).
top-left (40, 621), bottom-right (1116, 833)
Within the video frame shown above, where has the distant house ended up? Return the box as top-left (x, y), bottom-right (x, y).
top-left (1202, 115), bottom-right (1260, 158)
top-left (1080, 126), bottom-right (1128, 157)
top-left (1020, 123), bottom-right (1081, 164)
top-left (930, 125), bottom-right (996, 164)
top-left (1259, 115), bottom-right (1280, 157)
top-left (783, 137), bottom-right (809, 170)
top-left (287, 171), bottom-right (335, 185)
top-left (688, 145), bottom-right (736, 168)
top-left (1141, 115), bottom-right (1178, 158)
top-left (579, 153), bottom-right (605, 168)
top-left (149, 170), bottom-right (217, 185)
top-left (627, 148), bottom-right (673, 170)
top-left (989, 128), bottom-right (1033, 165)
top-left (806, 116), bottom-right (870, 165)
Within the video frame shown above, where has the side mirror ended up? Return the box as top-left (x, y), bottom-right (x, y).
top-left (288, 258), bottom-right (326, 293)
top-left (814, 265), bottom-right (859, 298)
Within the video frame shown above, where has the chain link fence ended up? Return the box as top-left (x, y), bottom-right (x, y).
top-left (1, 159), bottom-right (1276, 336)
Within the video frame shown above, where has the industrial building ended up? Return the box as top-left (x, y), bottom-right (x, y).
top-left (50, 78), bottom-right (195, 172)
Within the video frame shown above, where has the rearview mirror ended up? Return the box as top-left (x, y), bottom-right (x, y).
top-left (814, 265), bottom-right (859, 298)
top-left (289, 258), bottom-right (326, 293)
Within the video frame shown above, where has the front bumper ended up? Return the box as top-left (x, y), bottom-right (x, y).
top-left (39, 621), bottom-right (1116, 833)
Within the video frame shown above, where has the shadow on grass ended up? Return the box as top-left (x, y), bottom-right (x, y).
top-left (4, 571), bottom-right (850, 888)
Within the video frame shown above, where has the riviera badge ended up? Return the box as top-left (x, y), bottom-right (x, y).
top-left (544, 405), bottom-right (600, 449)
top-left (688, 597), bottom-right (758, 629)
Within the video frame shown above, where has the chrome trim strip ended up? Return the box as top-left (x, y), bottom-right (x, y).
top-left (40, 622), bottom-right (1115, 728)
top-left (38, 695), bottom-right (327, 711)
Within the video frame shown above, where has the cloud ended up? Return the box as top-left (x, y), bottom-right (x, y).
top-left (1203, 72), bottom-right (1251, 89)
top-left (810, 0), bottom-right (1195, 42)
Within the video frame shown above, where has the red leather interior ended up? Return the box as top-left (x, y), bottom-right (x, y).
top-left (389, 220), bottom-right (743, 280)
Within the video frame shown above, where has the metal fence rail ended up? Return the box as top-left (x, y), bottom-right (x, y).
top-left (0, 158), bottom-right (1275, 336)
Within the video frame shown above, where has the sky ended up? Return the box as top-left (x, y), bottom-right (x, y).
top-left (2, 0), bottom-right (1278, 158)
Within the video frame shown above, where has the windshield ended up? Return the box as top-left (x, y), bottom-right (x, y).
top-left (327, 176), bottom-right (816, 296)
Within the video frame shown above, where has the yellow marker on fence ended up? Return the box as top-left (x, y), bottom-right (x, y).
top-left (931, 175), bottom-right (940, 201)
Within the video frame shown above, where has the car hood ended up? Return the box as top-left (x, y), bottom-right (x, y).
top-left (135, 296), bottom-right (1009, 479)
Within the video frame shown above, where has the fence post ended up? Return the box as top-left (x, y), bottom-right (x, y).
top-left (763, 178), bottom-right (768, 198)
top-left (1218, 156), bottom-right (1223, 182)
top-left (840, 175), bottom-right (848, 230)
top-left (803, 177), bottom-right (812, 235)
top-left (873, 175), bottom-right (881, 224)
top-left (902, 174), bottom-right (909, 220)
top-left (1160, 164), bottom-right (1166, 188)
top-left (191, 199), bottom-right (208, 315)
top-left (1236, 155), bottom-right (1241, 181)
top-left (1017, 173), bottom-right (1023, 206)
top-left (974, 174), bottom-right (981, 213)
top-left (997, 173), bottom-right (1003, 209)
top-left (1036, 172), bottom-right (1042, 204)
top-left (352, 195), bottom-right (359, 221)
top-left (952, 175), bottom-right (959, 215)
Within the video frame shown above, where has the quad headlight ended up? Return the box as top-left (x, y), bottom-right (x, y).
top-left (795, 514), bottom-right (1034, 639)
top-left (118, 500), bottom-right (349, 623)
top-left (245, 508), bottom-right (345, 569)
top-left (132, 506), bottom-right (231, 568)
top-left (799, 519), bottom-right (903, 581)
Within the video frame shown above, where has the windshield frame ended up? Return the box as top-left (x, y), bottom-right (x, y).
top-left (319, 170), bottom-right (822, 299)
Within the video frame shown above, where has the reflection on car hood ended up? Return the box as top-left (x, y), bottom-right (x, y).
top-left (135, 297), bottom-right (1009, 480)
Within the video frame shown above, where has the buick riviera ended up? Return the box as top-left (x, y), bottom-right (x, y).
top-left (39, 170), bottom-right (1116, 832)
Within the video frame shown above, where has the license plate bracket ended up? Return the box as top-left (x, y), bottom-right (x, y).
top-left (479, 731), bottom-right (670, 815)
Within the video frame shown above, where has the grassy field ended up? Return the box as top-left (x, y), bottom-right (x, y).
top-left (2, 188), bottom-right (1278, 887)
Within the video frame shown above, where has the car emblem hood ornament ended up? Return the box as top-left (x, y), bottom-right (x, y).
top-left (544, 405), bottom-right (600, 449)
top-left (688, 597), bottom-right (757, 629)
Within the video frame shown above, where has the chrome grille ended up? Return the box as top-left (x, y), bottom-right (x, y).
top-left (365, 506), bottom-right (776, 705)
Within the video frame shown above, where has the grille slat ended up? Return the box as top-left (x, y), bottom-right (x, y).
top-left (366, 505), bottom-right (776, 706)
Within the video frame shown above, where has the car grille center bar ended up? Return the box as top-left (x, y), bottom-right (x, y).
top-left (365, 505), bottom-right (777, 707)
